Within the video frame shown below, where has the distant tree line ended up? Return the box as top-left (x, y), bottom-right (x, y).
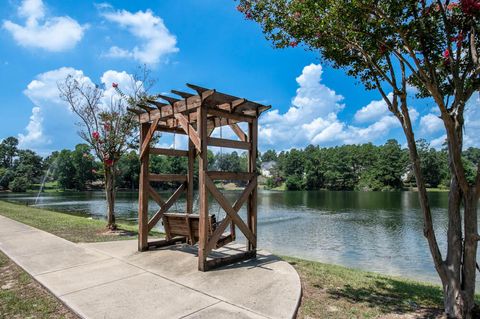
top-left (1, 136), bottom-right (479, 193)
top-left (0, 136), bottom-right (250, 192)
top-left (262, 139), bottom-right (480, 191)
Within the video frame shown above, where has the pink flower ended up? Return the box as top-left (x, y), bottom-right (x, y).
top-left (103, 123), bottom-right (111, 131)
top-left (104, 159), bottom-right (114, 167)
top-left (245, 11), bottom-right (252, 19)
top-left (112, 82), bottom-right (118, 88)
top-left (443, 49), bottom-right (451, 59)
top-left (92, 131), bottom-right (100, 140)
top-left (290, 41), bottom-right (298, 48)
top-left (236, 5), bottom-right (244, 12)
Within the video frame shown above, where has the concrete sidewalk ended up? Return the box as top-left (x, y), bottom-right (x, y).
top-left (0, 215), bottom-right (301, 319)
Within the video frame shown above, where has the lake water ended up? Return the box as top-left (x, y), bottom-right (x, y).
top-left (1, 190), bottom-right (477, 287)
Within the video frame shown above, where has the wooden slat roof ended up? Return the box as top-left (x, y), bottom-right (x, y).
top-left (128, 83), bottom-right (271, 130)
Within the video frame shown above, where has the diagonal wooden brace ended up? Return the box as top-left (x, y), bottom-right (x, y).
top-left (148, 182), bottom-right (186, 231)
top-left (205, 175), bottom-right (257, 254)
top-left (229, 123), bottom-right (247, 142)
top-left (148, 185), bottom-right (165, 206)
top-left (204, 175), bottom-right (256, 246)
top-left (140, 118), bottom-right (160, 159)
top-left (174, 113), bottom-right (201, 153)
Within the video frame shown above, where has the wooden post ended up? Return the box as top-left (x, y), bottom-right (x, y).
top-left (247, 119), bottom-right (258, 252)
top-left (187, 140), bottom-right (194, 215)
top-left (197, 103), bottom-right (208, 271)
top-left (138, 122), bottom-right (151, 251)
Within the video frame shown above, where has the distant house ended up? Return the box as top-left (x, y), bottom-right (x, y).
top-left (261, 161), bottom-right (276, 177)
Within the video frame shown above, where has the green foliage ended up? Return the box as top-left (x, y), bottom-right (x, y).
top-left (285, 175), bottom-right (304, 190)
top-left (0, 137), bottom-right (18, 168)
top-left (116, 150), bottom-right (140, 189)
top-left (9, 176), bottom-right (29, 192)
top-left (261, 140), bottom-right (476, 191)
top-left (261, 149), bottom-right (278, 162)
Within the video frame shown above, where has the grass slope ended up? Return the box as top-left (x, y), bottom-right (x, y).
top-left (0, 201), bottom-right (160, 243)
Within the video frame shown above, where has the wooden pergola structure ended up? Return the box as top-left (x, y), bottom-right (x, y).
top-left (128, 83), bottom-right (270, 271)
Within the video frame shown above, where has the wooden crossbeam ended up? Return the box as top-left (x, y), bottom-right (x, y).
top-left (148, 183), bottom-right (186, 231)
top-left (156, 126), bottom-right (188, 135)
top-left (139, 96), bottom-right (202, 123)
top-left (148, 185), bottom-right (165, 206)
top-left (150, 148), bottom-right (188, 157)
top-left (146, 99), bottom-right (168, 110)
top-left (229, 123), bottom-right (247, 142)
top-left (186, 83), bottom-right (209, 94)
top-left (207, 137), bottom-right (251, 150)
top-left (140, 118), bottom-right (160, 159)
top-left (205, 175), bottom-right (257, 254)
top-left (174, 113), bottom-right (201, 153)
top-left (207, 108), bottom-right (254, 123)
top-left (171, 90), bottom-right (194, 98)
top-left (204, 175), bottom-right (256, 245)
top-left (207, 171), bottom-right (254, 181)
top-left (149, 174), bottom-right (187, 182)
top-left (157, 94), bottom-right (180, 105)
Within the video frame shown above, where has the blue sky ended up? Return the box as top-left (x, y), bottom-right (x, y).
top-left (0, 0), bottom-right (478, 155)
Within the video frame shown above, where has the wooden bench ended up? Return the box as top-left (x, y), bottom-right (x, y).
top-left (162, 212), bottom-right (234, 247)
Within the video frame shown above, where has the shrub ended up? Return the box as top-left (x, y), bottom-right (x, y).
top-left (9, 176), bottom-right (29, 192)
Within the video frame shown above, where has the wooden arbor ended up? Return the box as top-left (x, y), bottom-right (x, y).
top-left (129, 84), bottom-right (270, 271)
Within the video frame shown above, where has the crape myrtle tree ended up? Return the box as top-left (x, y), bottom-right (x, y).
top-left (238, 0), bottom-right (480, 317)
top-left (58, 67), bottom-right (154, 230)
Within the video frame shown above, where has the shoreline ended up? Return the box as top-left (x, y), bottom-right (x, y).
top-left (0, 200), bottom-right (475, 318)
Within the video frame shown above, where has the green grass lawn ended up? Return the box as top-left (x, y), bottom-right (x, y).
top-left (0, 200), bottom-right (476, 318)
top-left (283, 257), bottom-right (459, 318)
top-left (0, 200), bottom-right (160, 243)
top-left (0, 251), bottom-right (77, 318)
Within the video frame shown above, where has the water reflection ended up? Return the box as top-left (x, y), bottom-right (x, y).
top-left (0, 190), bottom-right (477, 287)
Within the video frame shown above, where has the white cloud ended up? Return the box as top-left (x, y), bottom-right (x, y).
top-left (419, 95), bottom-right (480, 149)
top-left (419, 113), bottom-right (443, 134)
top-left (24, 67), bottom-right (93, 106)
top-left (18, 106), bottom-right (50, 149)
top-left (430, 134), bottom-right (447, 149)
top-left (463, 96), bottom-right (480, 148)
top-left (100, 70), bottom-right (141, 107)
top-left (3, 0), bottom-right (86, 52)
top-left (259, 64), bottom-right (407, 150)
top-left (354, 93), bottom-right (392, 123)
top-left (21, 67), bottom-right (139, 154)
top-left (101, 8), bottom-right (178, 64)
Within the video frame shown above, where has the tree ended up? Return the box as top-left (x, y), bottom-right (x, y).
top-left (54, 150), bottom-right (76, 190)
top-left (117, 151), bottom-right (140, 189)
top-left (0, 136), bottom-right (18, 168)
top-left (13, 150), bottom-right (43, 186)
top-left (71, 144), bottom-right (96, 190)
top-left (261, 149), bottom-right (278, 162)
top-left (376, 139), bottom-right (406, 189)
top-left (9, 176), bottom-right (29, 192)
top-left (59, 68), bottom-right (152, 229)
top-left (240, 1), bottom-right (480, 316)
top-left (417, 139), bottom-right (446, 188)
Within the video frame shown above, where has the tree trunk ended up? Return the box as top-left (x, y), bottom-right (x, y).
top-left (461, 188), bottom-right (478, 318)
top-left (443, 177), bottom-right (464, 318)
top-left (105, 165), bottom-right (116, 230)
